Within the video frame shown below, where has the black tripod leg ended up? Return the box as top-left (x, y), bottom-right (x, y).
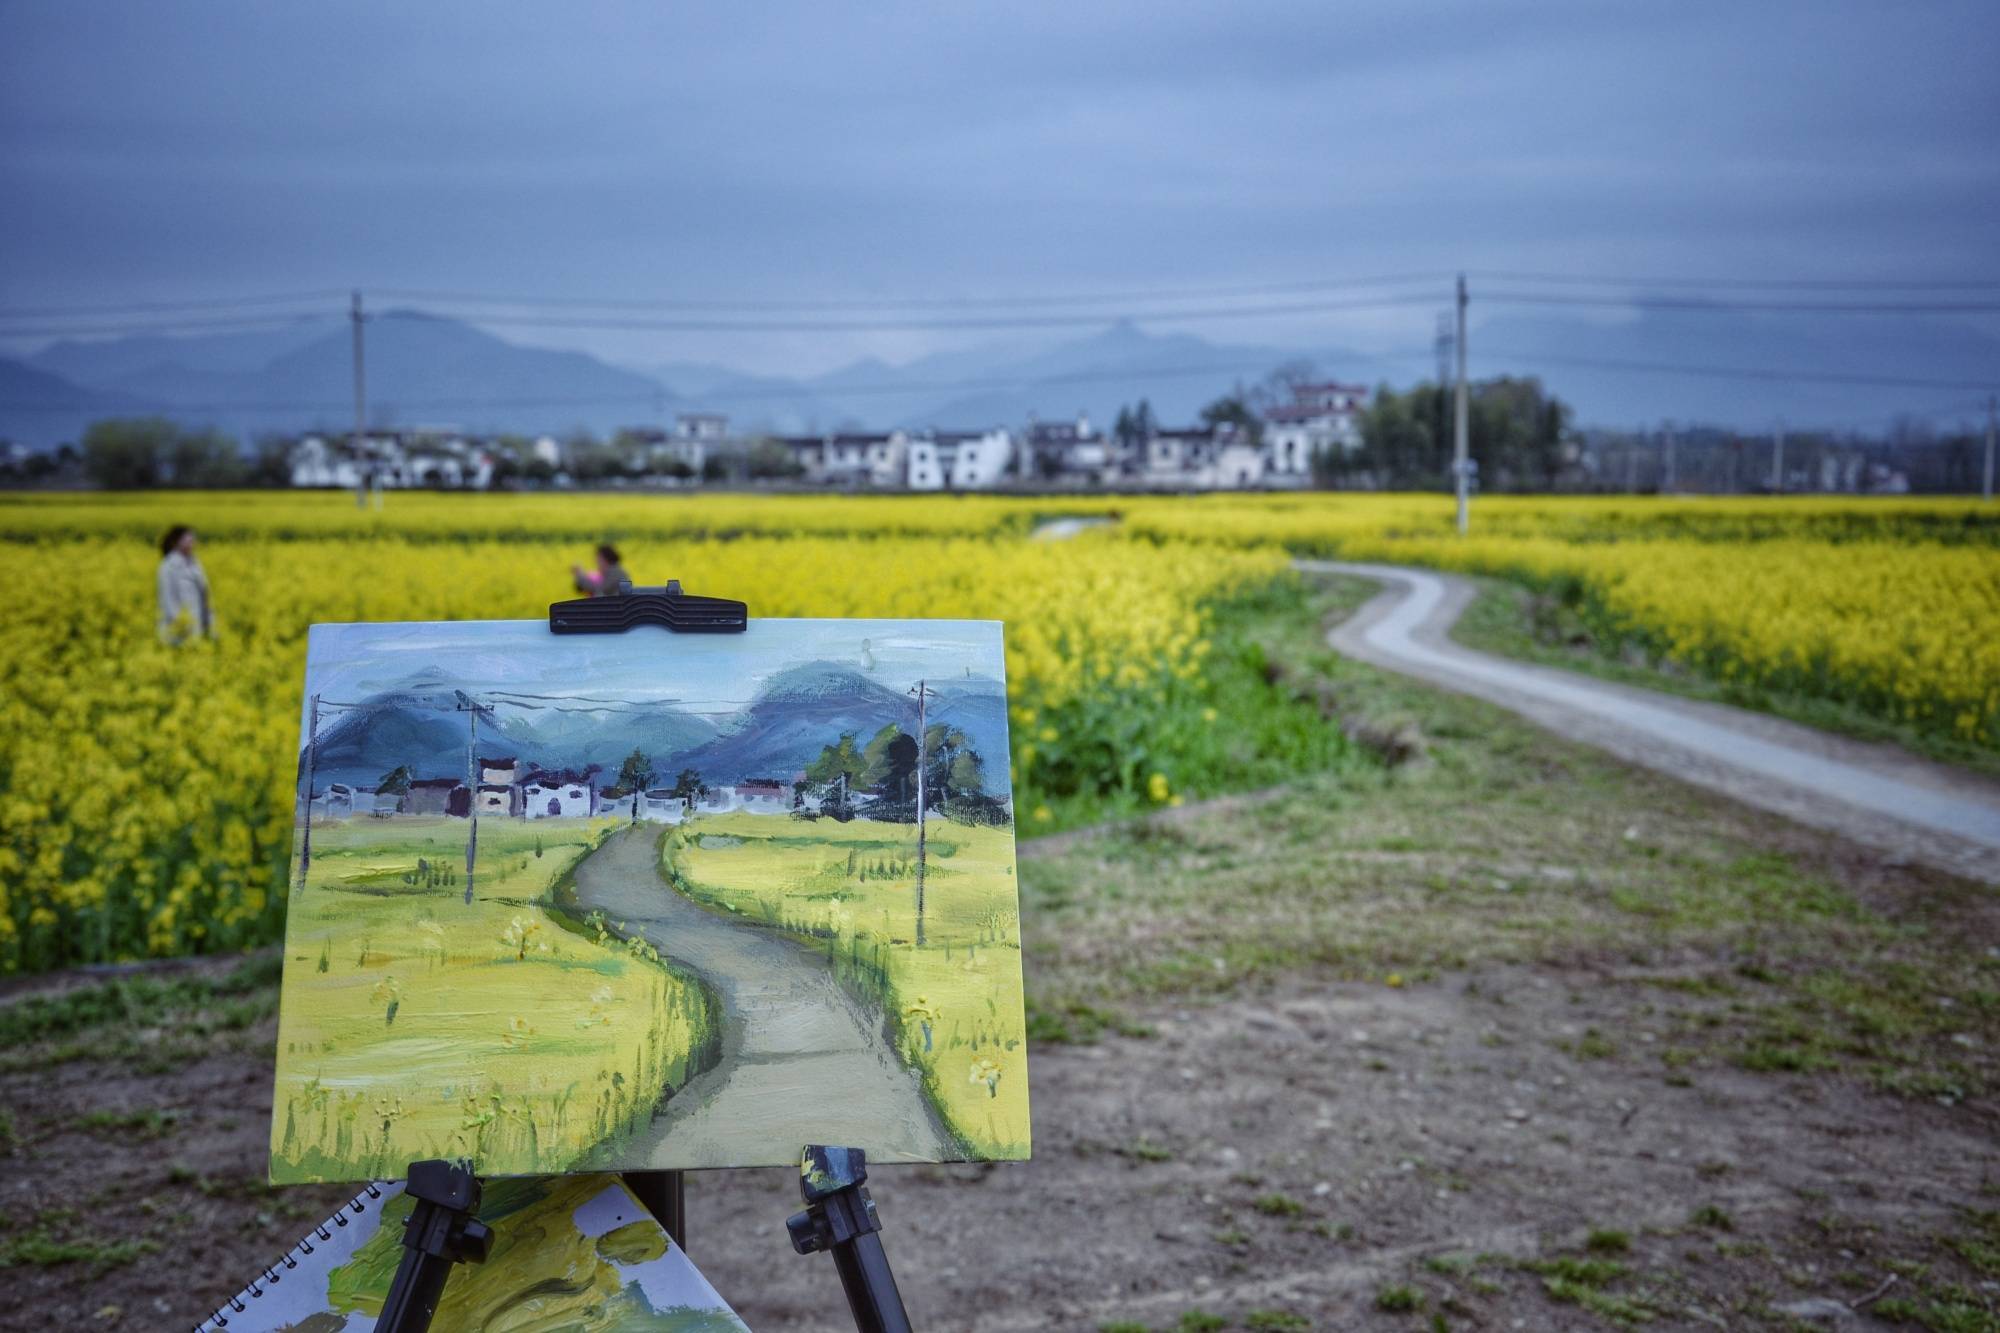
top-left (787, 1146), bottom-right (912, 1333)
top-left (623, 1170), bottom-right (686, 1249)
top-left (375, 1244), bottom-right (454, 1333)
top-left (829, 1231), bottom-right (912, 1333)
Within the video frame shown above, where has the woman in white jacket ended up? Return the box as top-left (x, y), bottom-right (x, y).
top-left (156, 524), bottom-right (213, 643)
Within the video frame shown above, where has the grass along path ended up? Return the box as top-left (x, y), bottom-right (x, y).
top-left (268, 815), bottom-right (713, 1182)
top-left (664, 811), bottom-right (1030, 1160)
top-left (1451, 570), bottom-right (2000, 782)
top-left (1304, 559), bottom-right (2000, 885)
top-left (569, 823), bottom-right (954, 1167)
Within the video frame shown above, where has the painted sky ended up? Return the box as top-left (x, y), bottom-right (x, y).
top-left (301, 617), bottom-right (1005, 722)
top-left (4, 2), bottom-right (1997, 376)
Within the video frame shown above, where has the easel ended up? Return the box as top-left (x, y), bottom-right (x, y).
top-left (374, 581), bottom-right (912, 1333)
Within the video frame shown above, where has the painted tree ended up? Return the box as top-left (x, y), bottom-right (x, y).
top-left (668, 766), bottom-right (709, 811)
top-left (804, 732), bottom-right (868, 820)
top-left (617, 748), bottom-right (655, 824)
top-left (922, 723), bottom-right (982, 806)
top-left (861, 723), bottom-right (918, 803)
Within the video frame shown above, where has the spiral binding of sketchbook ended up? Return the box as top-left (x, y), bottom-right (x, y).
top-left (192, 1172), bottom-right (749, 1333)
top-left (194, 1180), bottom-right (399, 1332)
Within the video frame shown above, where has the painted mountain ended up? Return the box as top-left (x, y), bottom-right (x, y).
top-left (302, 662), bottom-right (1009, 797)
top-left (304, 671), bottom-right (720, 791)
top-left (675, 662), bottom-right (1010, 793)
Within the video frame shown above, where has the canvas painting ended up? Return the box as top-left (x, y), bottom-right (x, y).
top-left (197, 1173), bottom-right (749, 1331)
top-left (269, 618), bottom-right (1027, 1183)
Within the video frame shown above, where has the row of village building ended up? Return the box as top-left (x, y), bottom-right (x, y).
top-left (286, 381), bottom-right (1370, 492)
top-left (311, 756), bottom-right (794, 824)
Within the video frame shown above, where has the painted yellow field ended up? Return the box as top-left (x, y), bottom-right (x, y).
top-left (666, 812), bottom-right (1029, 1159)
top-left (269, 815), bottom-right (716, 1183)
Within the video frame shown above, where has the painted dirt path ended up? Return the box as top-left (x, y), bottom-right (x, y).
top-left (1304, 559), bottom-right (2000, 884)
top-left (571, 824), bottom-right (953, 1166)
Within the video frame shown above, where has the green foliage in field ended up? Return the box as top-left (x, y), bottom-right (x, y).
top-left (667, 812), bottom-right (1028, 1158)
top-left (269, 816), bottom-right (719, 1183)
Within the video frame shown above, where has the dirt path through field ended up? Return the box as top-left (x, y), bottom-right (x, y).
top-left (571, 824), bottom-right (952, 1166)
top-left (1305, 559), bottom-right (2000, 884)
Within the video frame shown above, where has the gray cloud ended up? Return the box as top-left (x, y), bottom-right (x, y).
top-left (3, 0), bottom-right (1996, 374)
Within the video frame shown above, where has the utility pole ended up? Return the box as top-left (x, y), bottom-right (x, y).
top-left (351, 290), bottom-right (369, 509)
top-left (1433, 312), bottom-right (1453, 462)
top-left (1985, 395), bottom-right (1995, 502)
top-left (909, 680), bottom-right (929, 947)
top-left (1771, 419), bottom-right (1786, 493)
top-left (298, 693), bottom-right (321, 888)
top-left (1626, 426), bottom-right (1639, 492)
top-left (1662, 420), bottom-right (1677, 493)
top-left (1453, 273), bottom-right (1469, 534)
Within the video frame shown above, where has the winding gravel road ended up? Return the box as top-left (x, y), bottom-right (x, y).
top-left (573, 824), bottom-right (952, 1168)
top-left (1304, 560), bottom-right (2000, 884)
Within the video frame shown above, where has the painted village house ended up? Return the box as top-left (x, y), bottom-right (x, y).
top-left (636, 788), bottom-right (695, 823)
top-left (477, 756), bottom-right (521, 817)
top-left (520, 768), bottom-right (598, 818)
top-left (403, 776), bottom-right (464, 816)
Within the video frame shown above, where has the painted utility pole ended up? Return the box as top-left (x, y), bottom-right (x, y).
top-left (298, 693), bottom-right (321, 888)
top-left (455, 691), bottom-right (488, 904)
top-left (1771, 419), bottom-right (1786, 493)
top-left (1453, 273), bottom-right (1470, 534)
top-left (1985, 395), bottom-right (1995, 502)
top-left (909, 680), bottom-right (930, 946)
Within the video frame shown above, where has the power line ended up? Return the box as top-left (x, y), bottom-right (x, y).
top-left (0, 291), bottom-right (1444, 342)
top-left (1478, 291), bottom-right (2000, 314)
top-left (0, 352), bottom-right (1440, 415)
top-left (3, 340), bottom-right (1990, 417)
top-left (372, 271), bottom-right (1451, 313)
top-left (1472, 270), bottom-right (2000, 292)
top-left (1477, 350), bottom-right (1997, 393)
top-left (0, 311), bottom-right (337, 339)
top-left (396, 292), bottom-right (1446, 334)
top-left (0, 289), bottom-right (349, 319)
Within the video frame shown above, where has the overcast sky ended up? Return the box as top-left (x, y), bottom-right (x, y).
top-left (3, 1), bottom-right (1997, 375)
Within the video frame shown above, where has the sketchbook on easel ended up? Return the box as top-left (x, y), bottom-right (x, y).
top-left (196, 1173), bottom-right (747, 1331)
top-left (270, 617), bottom-right (1030, 1183)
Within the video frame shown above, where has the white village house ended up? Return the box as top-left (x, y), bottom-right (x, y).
top-left (520, 768), bottom-right (598, 819)
top-left (1260, 380), bottom-right (1369, 477)
top-left (906, 428), bottom-right (1015, 490)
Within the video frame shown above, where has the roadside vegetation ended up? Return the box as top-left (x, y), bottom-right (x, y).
top-left (269, 815), bottom-right (717, 1183)
top-left (1451, 573), bottom-right (2000, 779)
top-left (666, 811), bottom-right (1029, 1159)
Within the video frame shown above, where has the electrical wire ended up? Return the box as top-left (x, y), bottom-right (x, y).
top-left (0, 289), bottom-right (350, 319)
top-left (371, 271), bottom-right (1451, 313)
top-left (399, 292), bottom-right (1445, 334)
top-left (1477, 292), bottom-right (2000, 314)
top-left (1475, 350), bottom-right (1996, 393)
top-left (1471, 270), bottom-right (2000, 291)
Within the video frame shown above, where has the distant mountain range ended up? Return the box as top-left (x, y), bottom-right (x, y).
top-left (304, 661), bottom-right (1012, 801)
top-left (5, 301), bottom-right (1994, 450)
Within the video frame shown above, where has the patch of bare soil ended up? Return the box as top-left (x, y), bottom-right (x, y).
top-left (7, 965), bottom-right (1994, 1331)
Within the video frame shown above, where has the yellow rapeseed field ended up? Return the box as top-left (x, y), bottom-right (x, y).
top-left (1, 489), bottom-right (1992, 975)
top-left (0, 491), bottom-right (1280, 973)
top-left (1121, 493), bottom-right (2000, 747)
